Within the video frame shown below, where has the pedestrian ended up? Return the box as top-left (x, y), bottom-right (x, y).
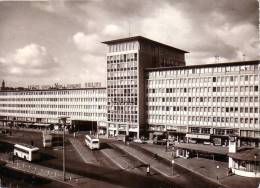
top-left (12, 154), bottom-right (15, 163)
top-left (154, 153), bottom-right (158, 160)
top-left (146, 165), bottom-right (150, 176)
top-left (228, 168), bottom-right (232, 176)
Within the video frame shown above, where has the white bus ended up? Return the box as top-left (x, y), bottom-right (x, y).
top-left (13, 144), bottom-right (40, 162)
top-left (85, 135), bottom-right (100, 150)
top-left (42, 132), bottom-right (63, 148)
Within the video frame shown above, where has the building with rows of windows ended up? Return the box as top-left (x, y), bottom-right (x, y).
top-left (146, 61), bottom-right (260, 147)
top-left (0, 88), bottom-right (107, 132)
top-left (0, 36), bottom-right (259, 146)
top-left (103, 36), bottom-right (187, 138)
top-left (0, 36), bottom-right (259, 177)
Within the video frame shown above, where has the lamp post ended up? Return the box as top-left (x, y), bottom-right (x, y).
top-left (216, 165), bottom-right (219, 180)
top-left (59, 116), bottom-right (69, 181)
top-left (171, 158), bottom-right (175, 176)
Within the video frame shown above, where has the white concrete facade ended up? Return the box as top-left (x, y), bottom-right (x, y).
top-left (146, 61), bottom-right (260, 146)
top-left (106, 41), bottom-right (140, 137)
top-left (0, 88), bottom-right (107, 124)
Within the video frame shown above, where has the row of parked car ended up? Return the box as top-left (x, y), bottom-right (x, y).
top-left (116, 134), bottom-right (174, 145)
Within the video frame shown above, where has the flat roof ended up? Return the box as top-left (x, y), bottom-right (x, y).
top-left (228, 147), bottom-right (260, 162)
top-left (175, 143), bottom-right (228, 155)
top-left (86, 135), bottom-right (99, 139)
top-left (102, 36), bottom-right (189, 53)
top-left (14, 143), bottom-right (39, 151)
top-left (146, 60), bottom-right (260, 72)
top-left (0, 87), bottom-right (106, 93)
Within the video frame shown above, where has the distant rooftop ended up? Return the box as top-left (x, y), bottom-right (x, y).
top-left (102, 36), bottom-right (189, 53)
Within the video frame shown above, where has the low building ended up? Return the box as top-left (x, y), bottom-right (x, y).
top-left (0, 87), bottom-right (107, 132)
top-left (228, 136), bottom-right (260, 178)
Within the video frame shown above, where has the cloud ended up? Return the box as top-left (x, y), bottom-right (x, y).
top-left (102, 24), bottom-right (124, 37)
top-left (0, 0), bottom-right (258, 87)
top-left (0, 43), bottom-right (59, 77)
top-left (72, 32), bottom-right (104, 55)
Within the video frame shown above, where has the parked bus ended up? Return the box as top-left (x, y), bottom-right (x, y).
top-left (85, 135), bottom-right (100, 150)
top-left (42, 132), bottom-right (63, 148)
top-left (13, 144), bottom-right (40, 162)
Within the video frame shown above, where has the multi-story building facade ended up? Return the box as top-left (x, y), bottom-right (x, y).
top-left (0, 36), bottom-right (259, 147)
top-left (146, 61), bottom-right (260, 147)
top-left (103, 36), bottom-right (187, 138)
top-left (0, 88), bottom-right (107, 132)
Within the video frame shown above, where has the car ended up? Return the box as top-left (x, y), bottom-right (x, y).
top-left (133, 138), bottom-right (146, 144)
top-left (153, 138), bottom-right (167, 145)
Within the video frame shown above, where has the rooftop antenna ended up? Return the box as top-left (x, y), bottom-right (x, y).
top-left (243, 54), bottom-right (246, 61)
top-left (215, 55), bottom-right (220, 64)
top-left (258, 0), bottom-right (260, 58)
top-left (128, 21), bottom-right (131, 37)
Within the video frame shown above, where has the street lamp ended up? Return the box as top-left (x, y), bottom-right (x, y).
top-left (216, 165), bottom-right (219, 180)
top-left (171, 159), bottom-right (175, 176)
top-left (59, 116), bottom-right (69, 181)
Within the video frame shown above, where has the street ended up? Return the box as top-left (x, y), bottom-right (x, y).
top-left (0, 130), bottom-right (177, 188)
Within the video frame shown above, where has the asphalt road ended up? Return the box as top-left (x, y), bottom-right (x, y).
top-left (0, 130), bottom-right (228, 188)
top-left (0, 130), bottom-right (178, 188)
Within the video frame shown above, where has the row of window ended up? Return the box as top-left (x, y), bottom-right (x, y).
top-left (0, 98), bottom-right (106, 102)
top-left (107, 76), bottom-right (138, 80)
top-left (107, 80), bottom-right (138, 86)
top-left (147, 96), bottom-right (259, 103)
top-left (148, 106), bottom-right (259, 114)
top-left (189, 127), bottom-right (234, 135)
top-left (107, 61), bottom-right (137, 69)
top-left (148, 115), bottom-right (259, 124)
top-left (148, 86), bottom-right (259, 94)
top-left (107, 70), bottom-right (138, 77)
top-left (107, 53), bottom-right (138, 62)
top-left (0, 89), bottom-right (106, 96)
top-left (148, 64), bottom-right (259, 78)
top-left (108, 42), bottom-right (139, 53)
top-left (0, 110), bottom-right (107, 118)
top-left (148, 75), bottom-right (259, 85)
top-left (0, 104), bottom-right (106, 110)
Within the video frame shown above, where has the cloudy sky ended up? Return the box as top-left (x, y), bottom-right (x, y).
top-left (0, 0), bottom-right (259, 87)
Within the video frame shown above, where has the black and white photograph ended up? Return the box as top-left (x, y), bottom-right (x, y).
top-left (0, 0), bottom-right (259, 187)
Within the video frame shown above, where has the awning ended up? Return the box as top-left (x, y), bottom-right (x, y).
top-left (228, 147), bottom-right (260, 162)
top-left (175, 143), bottom-right (228, 155)
top-left (186, 134), bottom-right (210, 140)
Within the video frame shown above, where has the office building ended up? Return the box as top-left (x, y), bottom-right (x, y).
top-left (103, 36), bottom-right (188, 138)
top-left (146, 60), bottom-right (260, 147)
top-left (0, 87), bottom-right (107, 132)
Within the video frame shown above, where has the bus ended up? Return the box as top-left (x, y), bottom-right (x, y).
top-left (13, 144), bottom-right (40, 162)
top-left (42, 132), bottom-right (63, 148)
top-left (85, 135), bottom-right (100, 150)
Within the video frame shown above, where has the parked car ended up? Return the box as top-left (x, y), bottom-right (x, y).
top-left (133, 138), bottom-right (146, 144)
top-left (153, 138), bottom-right (167, 145)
